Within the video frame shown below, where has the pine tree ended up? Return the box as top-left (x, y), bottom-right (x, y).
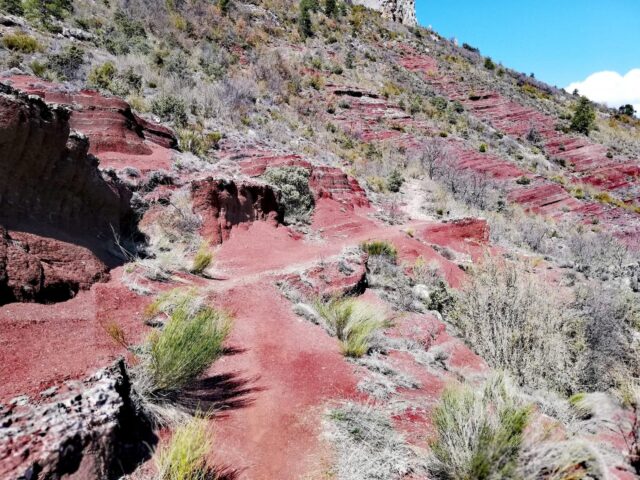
top-left (570, 96), bottom-right (596, 135)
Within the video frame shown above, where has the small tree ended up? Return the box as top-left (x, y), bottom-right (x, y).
top-left (421, 137), bottom-right (450, 179)
top-left (298, 0), bottom-right (314, 38)
top-left (619, 104), bottom-right (637, 117)
top-left (484, 57), bottom-right (496, 70)
top-left (570, 96), bottom-right (596, 135)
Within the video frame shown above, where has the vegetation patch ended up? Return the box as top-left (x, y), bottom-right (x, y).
top-left (262, 166), bottom-right (314, 224)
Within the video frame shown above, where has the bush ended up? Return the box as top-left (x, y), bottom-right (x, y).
top-left (142, 295), bottom-right (232, 394)
top-left (361, 240), bottom-right (398, 262)
top-left (0, 0), bottom-right (23, 15)
top-left (479, 143), bottom-right (487, 153)
top-left (23, 0), bottom-right (72, 24)
top-left (262, 166), bottom-right (314, 224)
top-left (515, 176), bottom-right (531, 185)
top-left (151, 95), bottom-right (188, 127)
top-left (573, 283), bottom-right (640, 391)
top-left (298, 0), bottom-right (314, 38)
top-left (87, 62), bottom-right (116, 90)
top-left (314, 297), bottom-right (387, 357)
top-left (570, 96), bottom-right (596, 135)
top-left (484, 57), bottom-right (496, 70)
top-left (446, 258), bottom-right (578, 392)
top-left (47, 45), bottom-right (84, 80)
top-left (429, 375), bottom-right (531, 480)
top-left (386, 169), bottom-right (404, 193)
top-left (190, 243), bottom-right (213, 275)
top-left (156, 415), bottom-right (214, 480)
top-left (2, 33), bottom-right (42, 53)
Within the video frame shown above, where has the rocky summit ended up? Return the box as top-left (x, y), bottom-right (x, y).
top-left (0, 1), bottom-right (639, 479)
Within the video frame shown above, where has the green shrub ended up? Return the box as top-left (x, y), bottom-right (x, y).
top-left (87, 62), bottom-right (116, 90)
top-left (262, 166), bottom-right (314, 224)
top-left (2, 33), bottom-right (42, 53)
top-left (314, 297), bottom-right (387, 357)
top-left (144, 297), bottom-right (232, 393)
top-left (429, 375), bottom-right (531, 479)
top-left (361, 240), bottom-right (398, 262)
top-left (156, 415), bottom-right (214, 480)
top-left (0, 0), bottom-right (23, 15)
top-left (47, 45), bottom-right (84, 80)
top-left (386, 169), bottom-right (404, 193)
top-left (29, 59), bottom-right (47, 77)
top-left (570, 96), bottom-right (596, 135)
top-left (190, 243), bottom-right (213, 275)
top-left (484, 57), bottom-right (496, 70)
top-left (479, 143), bottom-right (487, 153)
top-left (515, 176), bottom-right (531, 185)
top-left (23, 0), bottom-right (72, 24)
top-left (325, 0), bottom-right (337, 17)
top-left (298, 0), bottom-right (314, 38)
top-left (151, 95), bottom-right (188, 127)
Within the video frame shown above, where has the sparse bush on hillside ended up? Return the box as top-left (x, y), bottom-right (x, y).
top-left (570, 96), bottom-right (596, 135)
top-left (314, 297), bottom-right (387, 357)
top-left (573, 283), bottom-right (640, 391)
top-left (0, 0), bottom-right (23, 15)
top-left (484, 57), bottom-right (496, 70)
top-left (429, 375), bottom-right (531, 479)
top-left (2, 32), bottom-right (42, 53)
top-left (435, 156), bottom-right (499, 210)
top-left (190, 243), bottom-right (213, 275)
top-left (327, 402), bottom-right (423, 478)
top-left (262, 166), bottom-right (314, 224)
top-left (386, 169), bottom-right (404, 192)
top-left (361, 240), bottom-right (398, 262)
top-left (156, 415), bottom-right (214, 480)
top-left (298, 0), bottom-right (314, 38)
top-left (420, 137), bottom-right (451, 179)
top-left (134, 290), bottom-right (232, 408)
top-left (23, 0), bottom-right (72, 27)
top-left (47, 45), bottom-right (84, 80)
top-left (566, 229), bottom-right (629, 278)
top-left (447, 258), bottom-right (578, 392)
top-left (87, 61), bottom-right (116, 90)
top-left (151, 95), bottom-right (188, 127)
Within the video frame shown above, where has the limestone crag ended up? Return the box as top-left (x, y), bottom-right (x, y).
top-left (351, 0), bottom-right (416, 26)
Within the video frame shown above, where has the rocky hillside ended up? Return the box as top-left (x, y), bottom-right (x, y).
top-left (0, 0), bottom-right (639, 479)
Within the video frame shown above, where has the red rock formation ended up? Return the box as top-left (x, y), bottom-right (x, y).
top-left (1, 75), bottom-right (177, 171)
top-left (422, 218), bottom-right (490, 246)
top-left (191, 178), bottom-right (282, 245)
top-left (0, 84), bottom-right (133, 304)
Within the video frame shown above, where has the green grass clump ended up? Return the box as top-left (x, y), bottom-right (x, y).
top-left (429, 375), bottom-right (531, 479)
top-left (314, 297), bottom-right (387, 357)
top-left (2, 32), bottom-right (42, 53)
top-left (156, 415), bottom-right (213, 480)
top-left (361, 240), bottom-right (398, 262)
top-left (146, 298), bottom-right (231, 393)
top-left (190, 243), bottom-right (213, 275)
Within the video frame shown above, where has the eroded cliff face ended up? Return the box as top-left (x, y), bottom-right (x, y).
top-left (191, 178), bottom-right (283, 245)
top-left (351, 0), bottom-right (417, 26)
top-left (0, 85), bottom-right (135, 304)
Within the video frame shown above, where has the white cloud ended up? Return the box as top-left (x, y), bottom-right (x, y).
top-left (566, 69), bottom-right (640, 115)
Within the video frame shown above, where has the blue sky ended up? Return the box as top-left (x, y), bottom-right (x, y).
top-left (415, 0), bottom-right (640, 109)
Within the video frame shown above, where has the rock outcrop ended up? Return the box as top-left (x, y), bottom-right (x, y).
top-left (351, 0), bottom-right (416, 26)
top-left (191, 178), bottom-right (283, 245)
top-left (2, 75), bottom-right (177, 172)
top-left (0, 361), bottom-right (155, 480)
top-left (0, 84), bottom-right (135, 304)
